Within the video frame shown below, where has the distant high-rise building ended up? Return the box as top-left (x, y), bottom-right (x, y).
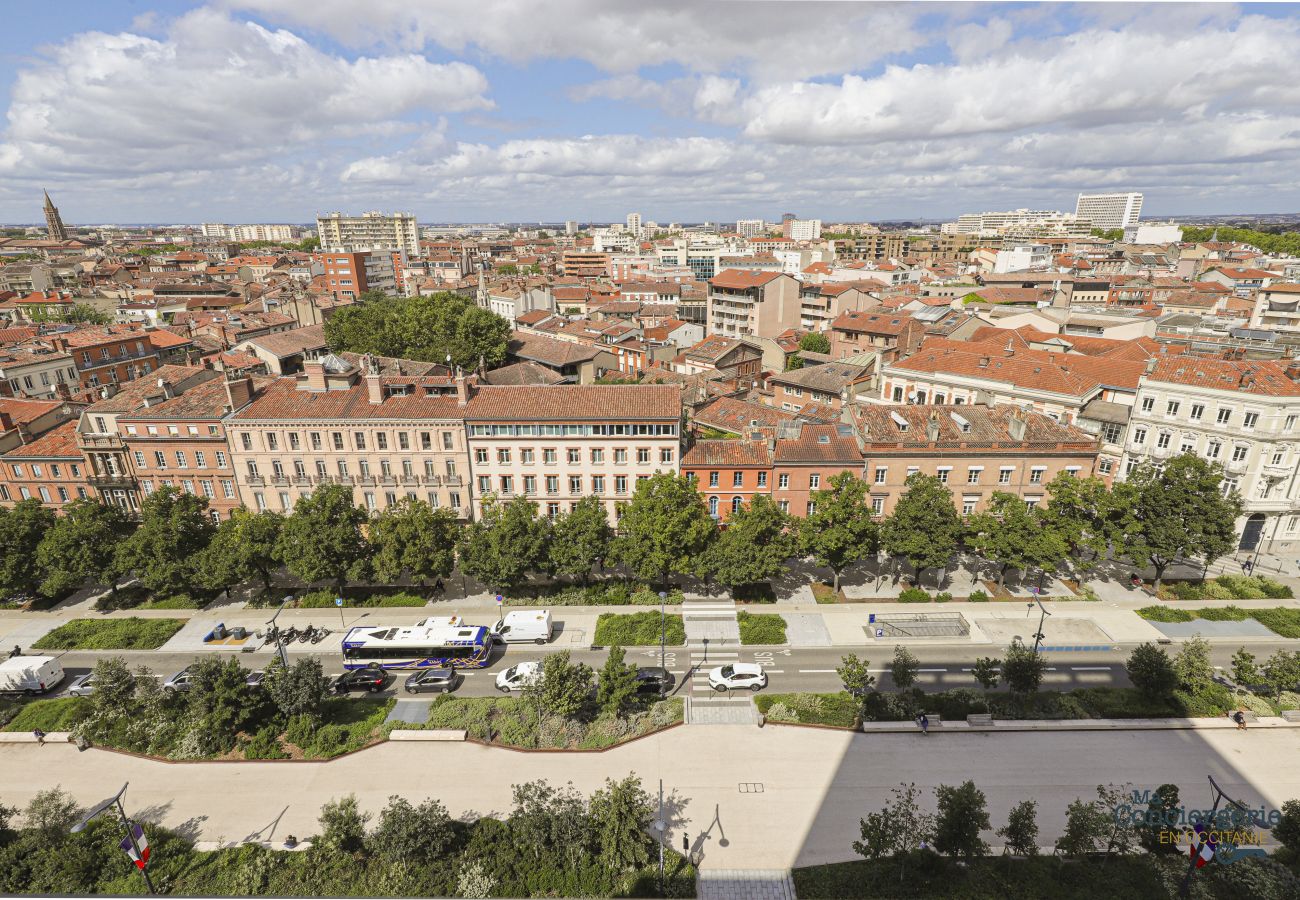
top-left (316, 211), bottom-right (419, 257)
top-left (42, 190), bottom-right (67, 241)
top-left (1074, 192), bottom-right (1143, 230)
top-left (735, 219), bottom-right (766, 238)
top-left (227, 224), bottom-right (295, 242)
top-left (786, 219), bottom-right (822, 241)
top-left (564, 220), bottom-right (579, 236)
top-left (626, 212), bottom-right (643, 238)
top-left (201, 223), bottom-right (229, 238)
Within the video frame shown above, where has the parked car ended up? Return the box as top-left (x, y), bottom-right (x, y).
top-left (634, 666), bottom-right (675, 697)
top-left (404, 667), bottom-right (460, 694)
top-left (495, 661), bottom-right (542, 693)
top-left (66, 673), bottom-right (97, 697)
top-left (708, 663), bottom-right (767, 692)
top-left (163, 666), bottom-right (266, 694)
top-left (332, 665), bottom-right (391, 694)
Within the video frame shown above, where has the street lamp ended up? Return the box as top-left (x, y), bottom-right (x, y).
top-left (70, 783), bottom-right (155, 894)
top-left (1179, 776), bottom-right (1273, 898)
top-left (658, 591), bottom-right (667, 668)
top-left (1027, 595), bottom-right (1051, 656)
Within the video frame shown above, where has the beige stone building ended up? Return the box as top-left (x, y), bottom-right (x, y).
top-left (707, 270), bottom-right (801, 340)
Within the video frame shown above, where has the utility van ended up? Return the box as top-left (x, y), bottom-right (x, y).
top-left (491, 610), bottom-right (553, 645)
top-left (0, 656), bottom-right (65, 696)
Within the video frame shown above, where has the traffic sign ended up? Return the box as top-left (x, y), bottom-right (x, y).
top-left (335, 597), bottom-right (343, 607)
top-left (875, 627), bottom-right (885, 638)
top-left (495, 594), bottom-right (503, 605)
top-left (868, 613), bottom-right (876, 624)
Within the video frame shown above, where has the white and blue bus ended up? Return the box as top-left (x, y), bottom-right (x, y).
top-left (341, 616), bottom-right (492, 670)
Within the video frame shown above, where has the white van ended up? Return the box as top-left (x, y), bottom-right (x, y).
top-left (0, 656), bottom-right (66, 696)
top-left (491, 610), bottom-right (553, 645)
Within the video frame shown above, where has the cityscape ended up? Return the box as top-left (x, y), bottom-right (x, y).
top-left (3, 3), bottom-right (1300, 900)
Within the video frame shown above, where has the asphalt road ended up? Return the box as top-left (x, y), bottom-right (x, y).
top-left (44, 639), bottom-right (1298, 700)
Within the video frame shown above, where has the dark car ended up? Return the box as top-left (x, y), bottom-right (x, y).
top-left (403, 667), bottom-right (460, 694)
top-left (635, 667), bottom-right (675, 697)
top-left (333, 665), bottom-right (391, 694)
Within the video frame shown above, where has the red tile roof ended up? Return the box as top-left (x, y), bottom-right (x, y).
top-left (464, 385), bottom-right (679, 420)
top-left (710, 269), bottom-right (784, 290)
top-left (3, 419), bottom-right (82, 458)
top-left (681, 439), bottom-right (773, 467)
top-left (1144, 358), bottom-right (1300, 397)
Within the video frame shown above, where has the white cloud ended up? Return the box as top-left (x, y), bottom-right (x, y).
top-left (0, 8), bottom-right (490, 179)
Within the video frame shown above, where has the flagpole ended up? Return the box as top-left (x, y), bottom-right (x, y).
top-left (115, 796), bottom-right (156, 895)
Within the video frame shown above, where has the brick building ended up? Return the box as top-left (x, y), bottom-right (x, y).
top-left (0, 421), bottom-right (90, 508)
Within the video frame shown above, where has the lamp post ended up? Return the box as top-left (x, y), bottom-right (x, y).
top-left (70, 783), bottom-right (155, 894)
top-left (268, 596), bottom-right (294, 669)
top-left (658, 591), bottom-right (667, 668)
top-left (1179, 775), bottom-right (1273, 898)
top-left (1028, 595), bottom-right (1051, 656)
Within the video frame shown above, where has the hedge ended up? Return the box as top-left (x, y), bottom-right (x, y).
top-left (507, 582), bottom-right (685, 607)
top-left (297, 590), bottom-right (428, 608)
top-left (1160, 574), bottom-right (1293, 602)
top-left (737, 611), bottom-right (787, 645)
top-left (756, 692), bottom-right (860, 727)
top-left (420, 694), bottom-right (683, 749)
top-left (593, 612), bottom-right (685, 646)
top-left (32, 618), bottom-right (185, 650)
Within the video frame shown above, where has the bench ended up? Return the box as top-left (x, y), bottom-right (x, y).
top-left (967, 713), bottom-right (995, 728)
top-left (920, 714), bottom-right (942, 729)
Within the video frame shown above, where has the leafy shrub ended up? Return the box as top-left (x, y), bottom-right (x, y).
top-left (594, 612), bottom-right (685, 646)
top-left (1078, 585), bottom-right (1100, 602)
top-left (1276, 691), bottom-right (1300, 711)
top-left (296, 590), bottom-right (426, 608)
top-left (737, 611), bottom-right (787, 645)
top-left (1168, 582), bottom-right (1203, 601)
top-left (242, 725), bottom-right (289, 760)
top-left (968, 590), bottom-right (989, 603)
top-left (309, 723), bottom-right (347, 755)
top-left (733, 583), bottom-right (777, 603)
top-left (934, 592), bottom-right (952, 603)
top-left (1201, 581), bottom-right (1235, 600)
top-left (898, 587), bottom-right (931, 603)
top-left (284, 713), bottom-right (318, 749)
top-left (1137, 605), bottom-right (1193, 623)
top-left (1259, 578), bottom-right (1293, 600)
top-left (32, 618), bottom-right (185, 650)
top-left (927, 688), bottom-right (989, 721)
top-left (507, 582), bottom-right (684, 606)
top-left (755, 692), bottom-right (860, 727)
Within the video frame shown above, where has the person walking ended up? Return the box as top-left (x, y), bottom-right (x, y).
top-left (1233, 710), bottom-right (1247, 731)
top-left (918, 714), bottom-right (930, 736)
top-left (33, 729), bottom-right (45, 746)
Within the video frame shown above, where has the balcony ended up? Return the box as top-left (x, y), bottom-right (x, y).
top-left (293, 476), bottom-right (312, 485)
top-left (88, 472), bottom-right (137, 489)
top-left (445, 475), bottom-right (463, 486)
top-left (400, 475), bottom-right (420, 486)
top-left (1226, 457), bottom-right (1249, 475)
top-left (357, 476), bottom-right (376, 486)
top-left (422, 475), bottom-right (442, 486)
top-left (246, 475), bottom-right (265, 486)
top-left (271, 475), bottom-right (290, 486)
top-left (79, 434), bottom-right (124, 449)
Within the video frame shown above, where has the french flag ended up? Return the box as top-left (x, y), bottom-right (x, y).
top-left (119, 822), bottom-right (151, 870)
top-left (1188, 821), bottom-right (1216, 868)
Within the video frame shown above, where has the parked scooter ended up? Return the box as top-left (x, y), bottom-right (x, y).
top-left (281, 625), bottom-right (299, 643)
top-left (311, 627), bottom-right (331, 644)
top-left (298, 625), bottom-right (316, 643)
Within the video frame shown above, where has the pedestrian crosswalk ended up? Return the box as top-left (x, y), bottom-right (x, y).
top-left (682, 599), bottom-right (740, 645)
top-left (683, 644), bottom-right (757, 724)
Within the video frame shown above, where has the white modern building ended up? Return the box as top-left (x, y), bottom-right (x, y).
top-left (626, 213), bottom-right (643, 239)
top-left (787, 219), bottom-right (822, 241)
top-left (316, 211), bottom-right (420, 257)
top-left (735, 219), bottom-right (767, 238)
top-left (1075, 192), bottom-right (1143, 230)
top-left (564, 221), bottom-right (579, 236)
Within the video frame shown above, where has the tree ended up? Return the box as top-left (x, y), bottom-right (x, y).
top-left (457, 497), bottom-right (550, 592)
top-left (595, 645), bottom-right (639, 717)
top-left (547, 496), bottom-right (612, 585)
top-left (276, 484), bottom-right (369, 593)
top-left (1262, 649), bottom-right (1300, 700)
top-left (1173, 635), bottom-right (1213, 693)
top-left (1138, 784), bottom-right (1181, 854)
top-left (509, 780), bottom-right (591, 869)
top-left (998, 800), bottom-right (1039, 856)
top-left (1055, 797), bottom-right (1108, 856)
top-left (1095, 784), bottom-right (1140, 859)
top-left (890, 645), bottom-right (920, 690)
top-left (200, 510), bottom-right (284, 593)
top-left (36, 499), bottom-right (132, 598)
top-left (22, 788), bottom-right (81, 836)
top-left (1119, 455), bottom-right (1243, 590)
top-left (317, 795), bottom-right (369, 855)
top-left (323, 292), bottom-right (511, 370)
top-left (0, 500), bottom-right (57, 599)
top-left (1276, 799), bottom-right (1300, 856)
top-left (1231, 647), bottom-right (1260, 686)
top-left (852, 782), bottom-right (934, 883)
top-left (785, 354), bottom-right (805, 371)
top-left (933, 781), bottom-right (990, 861)
top-left (702, 494), bottom-right (797, 591)
top-left (262, 657), bottom-right (330, 719)
top-left (588, 775), bottom-right (654, 872)
top-left (799, 332), bottom-right (831, 355)
top-left (881, 473), bottom-right (961, 587)
top-left (613, 473), bottom-right (715, 592)
top-left (1043, 474), bottom-right (1113, 570)
top-left (369, 498), bottom-right (458, 586)
top-left (1126, 643), bottom-right (1179, 699)
top-left (966, 492), bottom-right (1068, 590)
top-left (183, 657), bottom-right (260, 754)
top-left (971, 657), bottom-right (1001, 691)
top-left (1002, 641), bottom-right (1047, 694)
top-left (837, 653), bottom-right (876, 697)
top-left (86, 656), bottom-right (138, 724)
top-left (528, 651), bottom-right (594, 719)
top-left (1090, 227), bottom-right (1125, 241)
top-left (115, 485), bottom-right (214, 598)
top-left (799, 473), bottom-right (878, 592)
top-left (369, 795), bottom-right (454, 865)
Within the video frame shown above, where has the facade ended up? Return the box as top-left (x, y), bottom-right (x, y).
top-left (318, 251), bottom-right (397, 299)
top-left (0, 345), bottom-right (77, 399)
top-left (46, 327), bottom-right (163, 390)
top-left (681, 438), bottom-right (773, 521)
top-left (772, 423), bottom-right (864, 516)
top-left (226, 355), bottom-right (472, 517)
top-left (0, 420), bottom-right (90, 509)
top-left (1074, 192), bottom-right (1143, 230)
top-left (766, 360), bottom-right (876, 414)
top-left (798, 283), bottom-right (875, 332)
top-left (1120, 357), bottom-right (1300, 554)
top-left (707, 270), bottom-right (801, 340)
top-left (315, 211), bottom-right (419, 258)
top-left (1252, 284), bottom-right (1300, 336)
top-left (829, 310), bottom-right (926, 363)
top-left (462, 384), bottom-right (681, 521)
top-left (735, 219), bottom-right (766, 238)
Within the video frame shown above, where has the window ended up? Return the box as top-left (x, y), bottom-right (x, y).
top-left (499, 476), bottom-right (514, 495)
top-left (1272, 450), bottom-right (1285, 466)
top-left (497, 449), bottom-right (511, 464)
top-left (332, 433), bottom-right (344, 450)
top-left (1156, 432), bottom-right (1171, 450)
top-left (1165, 401), bottom-right (1179, 416)
top-left (962, 500), bottom-right (976, 515)
top-left (1206, 440), bottom-right (1221, 459)
top-left (1286, 415), bottom-right (1297, 432)
top-left (1140, 397), bottom-right (1154, 413)
top-left (288, 433), bottom-right (300, 450)
top-left (892, 386), bottom-right (904, 402)
top-left (375, 433), bottom-right (388, 450)
top-left (967, 467), bottom-right (982, 484)
top-left (337, 460), bottom-right (349, 477)
top-left (222, 480), bottom-right (235, 498)
top-left (637, 448), bottom-right (651, 464)
top-left (874, 467), bottom-right (887, 484)
top-left (154, 450), bottom-right (167, 469)
top-left (272, 461), bottom-right (284, 479)
top-left (1243, 412), bottom-right (1259, 430)
top-left (240, 433), bottom-right (252, 451)
top-left (936, 467), bottom-right (951, 484)
top-left (661, 448), bottom-right (673, 465)
top-left (807, 500), bottom-right (817, 515)
top-left (592, 475), bottom-right (605, 494)
top-left (353, 432), bottom-right (367, 450)
top-left (521, 449), bottom-right (535, 464)
top-left (402, 460), bottom-right (414, 478)
top-left (133, 451), bottom-right (146, 468)
top-left (477, 476), bottom-right (490, 494)
top-left (254, 492), bottom-right (266, 511)
top-left (71, 464), bottom-right (80, 477)
top-left (266, 433), bottom-right (278, 450)
top-left (709, 471), bottom-right (719, 487)
top-left (1132, 427), bottom-right (1147, 446)
top-left (906, 466), bottom-right (919, 478)
top-left (359, 460), bottom-right (370, 478)
top-left (1190, 404), bottom-right (1204, 421)
top-left (546, 475), bottom-right (559, 494)
top-left (310, 432), bottom-right (322, 450)
top-left (591, 449), bottom-right (604, 464)
top-left (1231, 445), bottom-right (1249, 463)
top-left (195, 451), bottom-right (206, 467)
top-left (809, 474), bottom-right (820, 489)
top-left (871, 497), bottom-right (884, 515)
top-left (708, 496), bottom-right (719, 517)
top-left (567, 448), bottom-right (580, 464)
top-left (38, 487), bottom-right (51, 503)
top-left (547, 502), bottom-right (560, 520)
top-left (380, 460), bottom-right (392, 478)
top-left (217, 451), bottom-right (227, 468)
top-left (57, 487), bottom-right (69, 502)
top-left (731, 496), bottom-right (743, 514)
top-left (1029, 467), bottom-right (1045, 484)
top-left (1180, 438), bottom-right (1195, 454)
top-left (175, 451), bottom-right (188, 468)
top-left (568, 476), bottom-right (582, 494)
top-left (1101, 422), bottom-right (1123, 444)
top-left (757, 472), bottom-right (767, 488)
top-left (398, 432), bottom-right (409, 450)
top-left (733, 471), bottom-right (744, 488)
top-left (1098, 459), bottom-right (1114, 475)
top-left (442, 432), bottom-right (454, 450)
top-left (1216, 408), bottom-right (1231, 425)
top-left (778, 473), bottom-right (789, 489)
top-left (474, 449), bottom-right (488, 464)
top-left (31, 464), bottom-right (42, 477)
top-left (615, 476), bottom-right (628, 495)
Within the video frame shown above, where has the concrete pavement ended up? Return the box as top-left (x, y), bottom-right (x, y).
top-left (2, 723), bottom-right (1298, 871)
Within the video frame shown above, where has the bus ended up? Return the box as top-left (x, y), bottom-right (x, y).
top-left (341, 616), bottom-right (492, 670)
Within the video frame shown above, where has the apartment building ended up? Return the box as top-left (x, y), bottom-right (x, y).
top-left (735, 219), bottom-right (767, 238)
top-left (462, 384), bottom-right (681, 521)
top-left (1250, 284), bottom-right (1300, 336)
top-left (1121, 357), bottom-right (1300, 554)
top-left (798, 283), bottom-right (875, 332)
top-left (45, 327), bottom-right (163, 390)
top-left (855, 404), bottom-right (1099, 517)
top-left (766, 360), bottom-right (876, 414)
top-left (829, 310), bottom-right (926, 364)
top-left (772, 423), bottom-right (864, 516)
top-left (681, 438), bottom-right (773, 521)
top-left (560, 251), bottom-right (611, 279)
top-left (1074, 193), bottom-right (1143, 230)
top-left (0, 344), bottom-right (77, 399)
top-left (226, 355), bottom-right (472, 517)
top-left (0, 421), bottom-right (90, 509)
top-left (318, 251), bottom-right (397, 299)
top-left (316, 211), bottom-right (419, 258)
top-left (707, 270), bottom-right (801, 340)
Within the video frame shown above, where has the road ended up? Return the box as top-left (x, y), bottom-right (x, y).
top-left (44, 639), bottom-right (1297, 700)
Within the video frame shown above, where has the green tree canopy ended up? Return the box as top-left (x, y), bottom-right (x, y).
top-left (1182, 225), bottom-right (1300, 256)
top-left (1042, 473), bottom-right (1115, 568)
top-left (965, 491), bottom-right (1068, 590)
top-left (527, 650), bottom-right (594, 719)
top-left (200, 509), bottom-right (284, 593)
top-left (595, 645), bottom-right (639, 718)
top-left (369, 498), bottom-right (459, 586)
top-left (547, 495), bottom-right (612, 584)
top-left (613, 473), bottom-right (716, 591)
top-left (890, 645), bottom-right (920, 690)
top-left (702, 494), bottom-right (797, 590)
top-left (799, 332), bottom-right (830, 354)
top-left (881, 473), bottom-right (961, 587)
top-left (457, 497), bottom-right (550, 592)
top-left (799, 472), bottom-right (878, 591)
top-left (0, 500), bottom-right (57, 599)
top-left (588, 776), bottom-right (654, 873)
top-left (837, 652), bottom-right (876, 698)
top-left (933, 781), bottom-right (990, 861)
top-left (36, 499), bottom-right (133, 597)
top-left (1126, 643), bottom-right (1179, 699)
top-left (323, 292), bottom-right (511, 370)
top-left (276, 484), bottom-right (370, 592)
top-left (998, 800), bottom-right (1039, 856)
top-left (115, 485), bottom-right (215, 597)
top-left (262, 656), bottom-right (330, 719)
top-left (1002, 640), bottom-right (1047, 694)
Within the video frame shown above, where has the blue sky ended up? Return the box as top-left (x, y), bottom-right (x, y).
top-left (3, 2), bottom-right (1300, 224)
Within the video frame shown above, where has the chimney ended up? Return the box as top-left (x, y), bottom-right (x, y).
top-left (225, 375), bottom-right (254, 411)
top-left (1007, 410), bottom-right (1028, 441)
top-left (1144, 357), bottom-right (1157, 375)
top-left (455, 368), bottom-right (470, 407)
top-left (365, 370), bottom-right (383, 404)
top-left (303, 359), bottom-right (327, 392)
top-left (978, 356), bottom-right (989, 368)
top-left (0, 411), bottom-right (12, 433)
top-left (1004, 339), bottom-right (1015, 357)
top-left (1285, 362), bottom-right (1300, 382)
top-left (925, 411), bottom-right (940, 441)
top-left (157, 376), bottom-right (174, 399)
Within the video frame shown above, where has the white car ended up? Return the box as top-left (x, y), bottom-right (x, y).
top-left (708, 663), bottom-right (767, 692)
top-left (66, 673), bottom-right (97, 697)
top-left (495, 661), bottom-right (541, 693)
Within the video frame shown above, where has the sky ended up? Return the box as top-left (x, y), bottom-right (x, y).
top-left (3, 1), bottom-right (1300, 225)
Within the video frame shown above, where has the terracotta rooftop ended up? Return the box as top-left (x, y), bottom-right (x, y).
top-left (773, 423), bottom-right (862, 464)
top-left (1144, 357), bottom-right (1300, 397)
top-left (693, 396), bottom-right (800, 433)
top-left (768, 361), bottom-right (872, 393)
top-left (831, 310), bottom-right (916, 336)
top-left (120, 375), bottom-right (277, 421)
top-left (855, 404), bottom-right (1092, 446)
top-left (238, 324), bottom-right (327, 358)
top-left (508, 331), bottom-right (603, 367)
top-left (0, 397), bottom-right (65, 426)
top-left (84, 366), bottom-right (218, 414)
top-left (2, 418), bottom-right (80, 458)
top-left (710, 269), bottom-right (784, 290)
top-left (230, 376), bottom-right (465, 422)
top-left (681, 439), bottom-right (773, 467)
top-left (463, 385), bottom-right (680, 420)
top-left (482, 361), bottom-right (566, 386)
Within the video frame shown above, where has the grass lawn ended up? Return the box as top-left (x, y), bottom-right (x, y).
top-left (757, 692), bottom-right (859, 727)
top-left (737, 610), bottom-right (787, 644)
top-left (594, 611), bottom-right (685, 646)
top-left (2, 697), bottom-right (89, 732)
top-left (32, 618), bottom-right (185, 650)
top-left (1136, 604), bottom-right (1300, 638)
top-left (810, 582), bottom-right (843, 604)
